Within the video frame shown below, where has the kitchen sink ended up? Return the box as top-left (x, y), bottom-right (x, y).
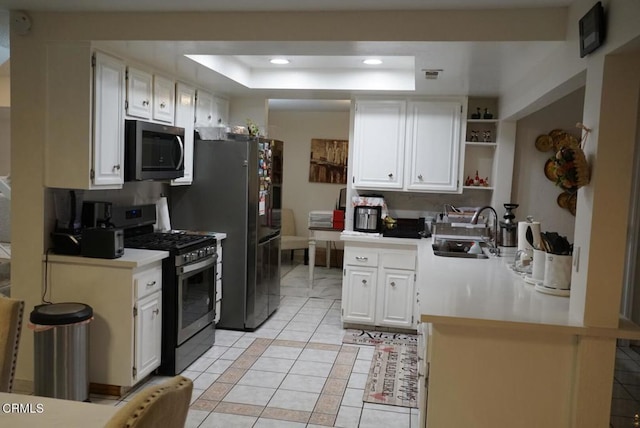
top-left (432, 239), bottom-right (489, 259)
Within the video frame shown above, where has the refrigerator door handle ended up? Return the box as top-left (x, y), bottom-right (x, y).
top-left (175, 135), bottom-right (185, 170)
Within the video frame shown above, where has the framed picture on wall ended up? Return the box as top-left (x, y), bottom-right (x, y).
top-left (309, 138), bottom-right (348, 184)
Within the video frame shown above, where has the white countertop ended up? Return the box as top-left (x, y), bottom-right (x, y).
top-left (418, 238), bottom-right (581, 329)
top-left (46, 248), bottom-right (169, 268)
top-left (338, 234), bottom-right (640, 337)
top-left (340, 232), bottom-right (421, 247)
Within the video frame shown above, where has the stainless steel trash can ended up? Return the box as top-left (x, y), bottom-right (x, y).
top-left (30, 302), bottom-right (93, 401)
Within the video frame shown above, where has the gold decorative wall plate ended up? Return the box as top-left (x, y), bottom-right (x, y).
top-left (535, 135), bottom-right (554, 152)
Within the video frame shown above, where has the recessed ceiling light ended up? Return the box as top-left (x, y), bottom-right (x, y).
top-left (363, 59), bottom-right (383, 65)
top-left (270, 58), bottom-right (290, 65)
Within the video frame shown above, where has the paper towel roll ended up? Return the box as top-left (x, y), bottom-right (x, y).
top-left (155, 196), bottom-right (172, 231)
top-left (517, 221), bottom-right (541, 254)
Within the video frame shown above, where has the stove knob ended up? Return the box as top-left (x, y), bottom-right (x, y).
top-left (191, 251), bottom-right (198, 260)
top-left (208, 246), bottom-right (215, 255)
top-left (182, 254), bottom-right (191, 263)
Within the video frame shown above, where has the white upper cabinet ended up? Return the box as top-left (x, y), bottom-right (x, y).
top-left (352, 100), bottom-right (406, 189)
top-left (152, 75), bottom-right (175, 124)
top-left (172, 82), bottom-right (196, 186)
top-left (405, 100), bottom-right (462, 192)
top-left (126, 67), bottom-right (152, 119)
top-left (92, 52), bottom-right (126, 187)
top-left (352, 98), bottom-right (464, 193)
top-left (126, 68), bottom-right (175, 125)
top-left (45, 43), bottom-right (125, 190)
top-left (195, 89), bottom-right (229, 128)
top-left (195, 89), bottom-right (215, 127)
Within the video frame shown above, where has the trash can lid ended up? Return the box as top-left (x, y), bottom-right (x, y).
top-left (30, 302), bottom-right (93, 325)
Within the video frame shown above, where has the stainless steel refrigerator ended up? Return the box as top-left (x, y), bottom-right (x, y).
top-left (170, 133), bottom-right (283, 330)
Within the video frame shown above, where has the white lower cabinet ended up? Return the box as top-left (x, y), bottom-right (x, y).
top-left (342, 242), bottom-right (416, 328)
top-left (343, 266), bottom-right (377, 324)
top-left (377, 267), bottom-right (414, 328)
top-left (46, 253), bottom-right (166, 390)
top-left (135, 291), bottom-right (162, 380)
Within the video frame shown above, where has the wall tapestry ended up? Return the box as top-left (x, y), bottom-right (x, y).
top-left (309, 138), bottom-right (348, 184)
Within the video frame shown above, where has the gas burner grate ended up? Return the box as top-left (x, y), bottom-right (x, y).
top-left (124, 232), bottom-right (212, 251)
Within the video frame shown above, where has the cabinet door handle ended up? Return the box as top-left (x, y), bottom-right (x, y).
top-left (146, 280), bottom-right (156, 287)
top-left (160, 102), bottom-right (166, 109)
top-left (142, 100), bottom-right (149, 106)
top-left (388, 173), bottom-right (394, 178)
top-left (361, 279), bottom-right (367, 285)
top-left (113, 164), bottom-right (121, 171)
top-left (153, 308), bottom-right (159, 315)
top-left (208, 115), bottom-right (212, 120)
top-left (355, 256), bottom-right (368, 262)
top-left (390, 281), bottom-right (396, 287)
top-left (418, 174), bottom-right (423, 180)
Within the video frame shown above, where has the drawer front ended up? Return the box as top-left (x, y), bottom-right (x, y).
top-left (344, 249), bottom-right (379, 267)
top-left (134, 265), bottom-right (162, 299)
top-left (381, 251), bottom-right (416, 270)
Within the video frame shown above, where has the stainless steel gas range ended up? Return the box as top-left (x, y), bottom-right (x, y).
top-left (112, 204), bottom-right (216, 375)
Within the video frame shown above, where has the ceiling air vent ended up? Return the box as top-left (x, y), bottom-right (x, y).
top-left (423, 69), bottom-right (443, 80)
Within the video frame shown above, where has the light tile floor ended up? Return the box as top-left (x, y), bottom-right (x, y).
top-left (91, 261), bottom-right (418, 427)
top-left (72, 260), bottom-right (640, 427)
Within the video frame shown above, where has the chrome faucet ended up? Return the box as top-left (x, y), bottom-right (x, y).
top-left (470, 206), bottom-right (500, 257)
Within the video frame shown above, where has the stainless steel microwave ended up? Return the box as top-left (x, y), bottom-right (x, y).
top-left (124, 120), bottom-right (185, 181)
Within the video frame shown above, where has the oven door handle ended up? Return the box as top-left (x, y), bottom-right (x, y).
top-left (178, 256), bottom-right (216, 275)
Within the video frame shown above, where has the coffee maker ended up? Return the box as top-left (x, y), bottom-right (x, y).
top-left (499, 203), bottom-right (519, 247)
top-left (81, 201), bottom-right (113, 228)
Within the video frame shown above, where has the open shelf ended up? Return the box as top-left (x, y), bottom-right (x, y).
top-left (465, 142), bottom-right (497, 148)
top-left (466, 119), bottom-right (499, 124)
top-left (463, 186), bottom-right (494, 190)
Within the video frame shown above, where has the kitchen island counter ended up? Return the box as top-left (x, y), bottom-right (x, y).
top-left (418, 238), bottom-right (640, 338)
top-left (416, 238), bottom-right (640, 428)
top-left (417, 238), bottom-right (577, 330)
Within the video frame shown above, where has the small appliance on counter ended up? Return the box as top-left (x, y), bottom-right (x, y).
top-left (81, 201), bottom-right (113, 228)
top-left (353, 206), bottom-right (382, 233)
top-left (80, 227), bottom-right (124, 259)
top-left (51, 232), bottom-right (81, 255)
top-left (382, 217), bottom-right (426, 239)
top-left (499, 203), bottom-right (519, 248)
top-left (51, 189), bottom-right (83, 255)
top-left (352, 194), bottom-right (387, 234)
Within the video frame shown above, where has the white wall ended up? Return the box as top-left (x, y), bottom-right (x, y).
top-left (229, 97), bottom-right (268, 134)
top-left (511, 87), bottom-right (585, 242)
top-left (268, 109), bottom-right (349, 236)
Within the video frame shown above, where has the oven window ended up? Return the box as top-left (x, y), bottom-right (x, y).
top-left (180, 265), bottom-right (215, 333)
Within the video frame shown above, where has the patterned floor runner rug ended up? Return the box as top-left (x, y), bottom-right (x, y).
top-left (342, 329), bottom-right (418, 347)
top-left (342, 329), bottom-right (419, 408)
top-left (363, 343), bottom-right (418, 408)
